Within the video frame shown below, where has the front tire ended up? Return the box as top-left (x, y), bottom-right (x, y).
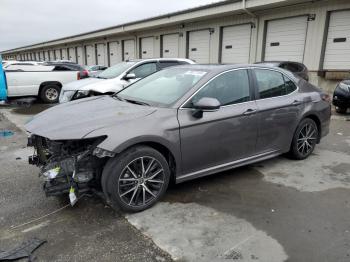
top-left (289, 118), bottom-right (318, 160)
top-left (102, 146), bottom-right (170, 212)
top-left (40, 85), bottom-right (60, 103)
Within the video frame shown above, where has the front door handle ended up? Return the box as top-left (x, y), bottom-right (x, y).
top-left (243, 108), bottom-right (257, 116)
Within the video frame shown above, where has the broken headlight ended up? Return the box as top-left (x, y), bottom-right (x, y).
top-left (59, 90), bottom-right (76, 103)
top-left (73, 90), bottom-right (90, 100)
top-left (93, 147), bottom-right (115, 158)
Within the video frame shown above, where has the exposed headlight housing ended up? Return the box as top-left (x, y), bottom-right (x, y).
top-left (338, 82), bottom-right (350, 93)
top-left (93, 147), bottom-right (115, 158)
top-left (59, 90), bottom-right (76, 103)
top-left (73, 90), bottom-right (90, 100)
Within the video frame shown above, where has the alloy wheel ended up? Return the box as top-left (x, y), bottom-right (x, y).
top-left (297, 123), bottom-right (317, 156)
top-left (117, 156), bottom-right (165, 207)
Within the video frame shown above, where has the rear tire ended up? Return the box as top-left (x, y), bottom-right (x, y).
top-left (102, 146), bottom-right (170, 212)
top-left (335, 107), bottom-right (347, 114)
top-left (289, 118), bottom-right (318, 160)
top-left (40, 85), bottom-right (60, 103)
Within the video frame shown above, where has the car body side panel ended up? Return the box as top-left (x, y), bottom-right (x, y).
top-left (255, 92), bottom-right (305, 153)
top-left (6, 71), bottom-right (78, 97)
top-left (177, 101), bottom-right (259, 175)
top-left (297, 79), bottom-right (331, 140)
top-left (85, 108), bottom-right (182, 175)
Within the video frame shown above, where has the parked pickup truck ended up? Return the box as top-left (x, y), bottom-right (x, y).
top-left (5, 65), bottom-right (83, 103)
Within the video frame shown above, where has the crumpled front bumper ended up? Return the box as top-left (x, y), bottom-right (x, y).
top-left (27, 135), bottom-right (102, 197)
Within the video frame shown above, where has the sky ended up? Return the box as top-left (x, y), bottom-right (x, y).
top-left (0, 0), bottom-right (224, 52)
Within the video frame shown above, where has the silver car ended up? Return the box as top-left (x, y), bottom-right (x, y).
top-left (59, 58), bottom-right (194, 103)
top-left (26, 64), bottom-right (331, 212)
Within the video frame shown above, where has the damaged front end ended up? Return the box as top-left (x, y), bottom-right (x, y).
top-left (27, 135), bottom-right (112, 199)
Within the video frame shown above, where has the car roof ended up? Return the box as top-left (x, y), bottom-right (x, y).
top-left (126, 58), bottom-right (194, 63)
top-left (255, 61), bottom-right (305, 65)
top-left (169, 64), bottom-right (253, 71)
top-left (171, 63), bottom-right (298, 79)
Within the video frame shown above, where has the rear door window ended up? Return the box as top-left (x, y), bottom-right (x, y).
top-left (284, 75), bottom-right (297, 94)
top-left (254, 69), bottom-right (297, 99)
top-left (129, 62), bottom-right (157, 78)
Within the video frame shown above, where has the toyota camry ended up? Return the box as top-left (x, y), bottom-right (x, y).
top-left (26, 64), bottom-right (331, 212)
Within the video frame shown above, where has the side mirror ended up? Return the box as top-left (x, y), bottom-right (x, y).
top-left (192, 97), bottom-right (220, 118)
top-left (124, 73), bottom-right (136, 80)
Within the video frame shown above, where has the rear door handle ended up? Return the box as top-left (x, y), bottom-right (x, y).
top-left (243, 108), bottom-right (257, 116)
top-left (292, 100), bottom-right (302, 106)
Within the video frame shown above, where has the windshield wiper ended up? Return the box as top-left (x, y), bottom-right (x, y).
top-left (113, 94), bottom-right (125, 101)
top-left (124, 99), bottom-right (150, 106)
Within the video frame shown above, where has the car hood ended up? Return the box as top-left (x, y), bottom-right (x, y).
top-left (25, 96), bottom-right (157, 140)
top-left (63, 77), bottom-right (104, 90)
top-left (62, 77), bottom-right (124, 93)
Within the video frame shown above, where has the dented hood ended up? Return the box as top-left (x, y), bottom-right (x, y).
top-left (62, 77), bottom-right (125, 93)
top-left (25, 96), bottom-right (156, 140)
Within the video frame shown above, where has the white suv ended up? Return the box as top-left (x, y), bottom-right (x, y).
top-left (59, 58), bottom-right (194, 103)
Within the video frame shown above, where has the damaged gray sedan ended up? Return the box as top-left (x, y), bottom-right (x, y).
top-left (26, 65), bottom-right (331, 212)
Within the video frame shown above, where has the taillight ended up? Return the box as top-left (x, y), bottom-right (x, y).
top-left (77, 72), bottom-right (81, 80)
top-left (321, 93), bottom-right (331, 103)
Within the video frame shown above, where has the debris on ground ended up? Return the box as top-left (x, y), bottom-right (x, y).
top-left (0, 131), bottom-right (14, 138)
top-left (0, 238), bottom-right (46, 262)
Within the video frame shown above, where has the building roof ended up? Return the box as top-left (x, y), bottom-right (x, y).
top-left (1, 0), bottom-right (237, 53)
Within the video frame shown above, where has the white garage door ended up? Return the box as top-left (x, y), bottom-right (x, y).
top-left (85, 45), bottom-right (95, 65)
top-left (162, 34), bottom-right (179, 58)
top-left (96, 43), bottom-right (106, 66)
top-left (68, 47), bottom-right (76, 63)
top-left (265, 16), bottom-right (308, 62)
top-left (44, 51), bottom-right (49, 61)
top-left (109, 41), bottom-right (120, 66)
top-left (188, 30), bottom-right (210, 63)
top-left (221, 24), bottom-right (252, 63)
top-left (140, 37), bottom-right (154, 59)
top-left (123, 40), bottom-right (135, 60)
top-left (77, 47), bottom-right (83, 65)
top-left (49, 50), bottom-right (54, 61)
top-left (61, 48), bottom-right (68, 60)
top-left (323, 11), bottom-right (350, 70)
top-left (55, 49), bottom-right (61, 60)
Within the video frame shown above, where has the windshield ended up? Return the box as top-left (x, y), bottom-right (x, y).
top-left (98, 61), bottom-right (136, 79)
top-left (117, 67), bottom-right (207, 107)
